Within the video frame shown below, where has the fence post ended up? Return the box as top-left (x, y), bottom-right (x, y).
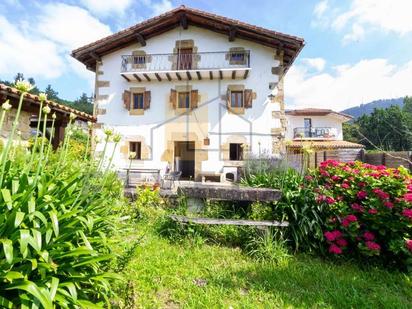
top-left (382, 152), bottom-right (386, 166)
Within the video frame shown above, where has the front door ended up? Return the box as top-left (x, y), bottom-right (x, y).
top-left (177, 48), bottom-right (193, 70)
top-left (174, 141), bottom-right (195, 180)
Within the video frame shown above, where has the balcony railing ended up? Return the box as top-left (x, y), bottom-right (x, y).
top-left (293, 127), bottom-right (338, 139)
top-left (120, 50), bottom-right (250, 73)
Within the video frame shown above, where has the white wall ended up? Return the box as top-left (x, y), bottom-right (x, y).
top-left (95, 26), bottom-right (282, 174)
top-left (285, 114), bottom-right (345, 140)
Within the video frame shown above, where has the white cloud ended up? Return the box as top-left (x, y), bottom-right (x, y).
top-left (342, 23), bottom-right (365, 44)
top-left (36, 3), bottom-right (112, 50)
top-left (0, 16), bottom-right (64, 78)
top-left (313, 0), bottom-right (328, 18)
top-left (80, 0), bottom-right (133, 17)
top-left (151, 0), bottom-right (173, 16)
top-left (301, 58), bottom-right (326, 72)
top-left (285, 58), bottom-right (412, 111)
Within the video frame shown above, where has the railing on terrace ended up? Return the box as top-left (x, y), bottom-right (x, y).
top-left (120, 50), bottom-right (251, 72)
top-left (293, 127), bottom-right (338, 139)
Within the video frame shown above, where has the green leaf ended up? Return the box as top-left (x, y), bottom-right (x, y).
top-left (49, 211), bottom-right (59, 237)
top-left (49, 277), bottom-right (59, 301)
top-left (15, 211), bottom-right (25, 228)
top-left (7, 281), bottom-right (53, 309)
top-left (31, 229), bottom-right (42, 252)
top-left (78, 231), bottom-right (92, 250)
top-left (1, 271), bottom-right (24, 281)
top-left (1, 189), bottom-right (13, 209)
top-left (20, 229), bottom-right (30, 257)
top-left (60, 282), bottom-right (77, 301)
top-left (0, 295), bottom-right (13, 309)
top-left (28, 197), bottom-right (35, 213)
top-left (1, 239), bottom-right (13, 264)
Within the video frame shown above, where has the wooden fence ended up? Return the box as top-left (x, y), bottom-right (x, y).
top-left (363, 151), bottom-right (412, 170)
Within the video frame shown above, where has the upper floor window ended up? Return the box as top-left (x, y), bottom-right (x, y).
top-left (133, 55), bottom-right (146, 65)
top-left (178, 91), bottom-right (190, 109)
top-left (133, 93), bottom-right (144, 109)
top-left (230, 91), bottom-right (244, 108)
top-left (230, 52), bottom-right (245, 63)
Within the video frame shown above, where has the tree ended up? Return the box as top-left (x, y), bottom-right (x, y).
top-left (44, 84), bottom-right (59, 101)
top-left (14, 73), bottom-right (24, 83)
top-left (403, 96), bottom-right (412, 115)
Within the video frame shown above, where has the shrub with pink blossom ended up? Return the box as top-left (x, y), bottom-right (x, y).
top-left (309, 160), bottom-right (412, 270)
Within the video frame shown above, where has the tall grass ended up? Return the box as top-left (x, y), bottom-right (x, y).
top-left (0, 82), bottom-right (125, 308)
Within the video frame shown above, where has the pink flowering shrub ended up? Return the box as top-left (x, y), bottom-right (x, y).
top-left (309, 160), bottom-right (412, 270)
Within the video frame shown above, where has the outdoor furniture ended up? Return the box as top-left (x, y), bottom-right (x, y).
top-left (123, 168), bottom-right (161, 188)
top-left (161, 171), bottom-right (182, 189)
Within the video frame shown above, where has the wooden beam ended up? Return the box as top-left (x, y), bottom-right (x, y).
top-left (136, 33), bottom-right (146, 46)
top-left (89, 52), bottom-right (101, 62)
top-left (155, 73), bottom-right (162, 81)
top-left (229, 26), bottom-right (237, 42)
top-left (169, 215), bottom-right (289, 227)
top-left (196, 71), bottom-right (202, 80)
top-left (219, 70), bottom-right (223, 80)
top-left (186, 71), bottom-right (192, 80)
top-left (209, 71), bottom-right (213, 80)
top-left (133, 73), bottom-right (142, 82)
top-left (165, 72), bottom-right (172, 81)
top-left (232, 70), bottom-right (236, 79)
top-left (243, 70), bottom-right (249, 79)
top-left (180, 13), bottom-right (188, 29)
top-left (143, 73), bottom-right (151, 81)
top-left (176, 72), bottom-right (182, 80)
top-left (121, 74), bottom-right (130, 82)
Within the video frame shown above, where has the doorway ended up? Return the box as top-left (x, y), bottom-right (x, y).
top-left (174, 141), bottom-right (195, 180)
top-left (177, 48), bottom-right (193, 70)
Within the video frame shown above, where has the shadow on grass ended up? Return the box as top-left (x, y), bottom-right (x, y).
top-left (207, 254), bottom-right (412, 309)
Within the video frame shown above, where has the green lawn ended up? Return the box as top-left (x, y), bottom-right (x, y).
top-left (113, 222), bottom-right (412, 309)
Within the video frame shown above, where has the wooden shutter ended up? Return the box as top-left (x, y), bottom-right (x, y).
top-left (170, 89), bottom-right (177, 109)
top-left (123, 90), bottom-right (131, 110)
top-left (244, 89), bottom-right (253, 108)
top-left (144, 91), bottom-right (151, 110)
top-left (226, 88), bottom-right (231, 108)
top-left (190, 90), bottom-right (198, 109)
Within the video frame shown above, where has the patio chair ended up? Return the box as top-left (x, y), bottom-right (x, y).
top-left (161, 171), bottom-right (182, 189)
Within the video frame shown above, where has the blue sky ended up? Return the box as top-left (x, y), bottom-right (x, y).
top-left (1, 0), bottom-right (411, 110)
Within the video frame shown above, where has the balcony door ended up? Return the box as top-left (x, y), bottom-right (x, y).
top-left (304, 118), bottom-right (312, 138)
top-left (177, 48), bottom-right (193, 70)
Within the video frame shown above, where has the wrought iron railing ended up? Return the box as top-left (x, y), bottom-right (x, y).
top-left (120, 50), bottom-right (250, 72)
top-left (293, 127), bottom-right (338, 139)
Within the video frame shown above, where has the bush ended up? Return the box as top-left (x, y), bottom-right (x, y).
top-left (309, 160), bottom-right (412, 270)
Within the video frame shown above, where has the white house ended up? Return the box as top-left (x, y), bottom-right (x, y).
top-left (72, 6), bottom-right (304, 182)
top-left (284, 108), bottom-right (364, 167)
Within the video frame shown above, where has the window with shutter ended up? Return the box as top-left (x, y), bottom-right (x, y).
top-left (230, 91), bottom-right (243, 108)
top-left (170, 89), bottom-right (177, 109)
top-left (132, 93), bottom-right (144, 109)
top-left (144, 91), bottom-right (151, 110)
top-left (244, 89), bottom-right (253, 108)
top-left (123, 90), bottom-right (131, 110)
top-left (190, 90), bottom-right (198, 109)
top-left (178, 92), bottom-right (190, 108)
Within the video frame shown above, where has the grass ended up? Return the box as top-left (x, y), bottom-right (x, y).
top-left (113, 221), bottom-right (412, 309)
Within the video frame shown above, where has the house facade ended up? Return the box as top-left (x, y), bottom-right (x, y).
top-left (284, 108), bottom-right (364, 168)
top-left (72, 6), bottom-right (304, 181)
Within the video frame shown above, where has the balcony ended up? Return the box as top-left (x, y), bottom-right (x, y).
top-left (293, 127), bottom-right (338, 140)
top-left (120, 50), bottom-right (251, 82)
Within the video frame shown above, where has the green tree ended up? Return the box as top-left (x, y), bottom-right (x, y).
top-left (44, 84), bottom-right (59, 101)
top-left (14, 72), bottom-right (24, 83)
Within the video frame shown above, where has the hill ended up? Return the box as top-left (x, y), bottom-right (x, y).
top-left (341, 98), bottom-right (404, 119)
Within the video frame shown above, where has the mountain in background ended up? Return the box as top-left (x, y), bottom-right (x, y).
top-left (341, 97), bottom-right (404, 119)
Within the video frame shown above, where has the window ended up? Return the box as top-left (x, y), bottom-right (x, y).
top-left (133, 93), bottom-right (144, 110)
top-left (230, 52), bottom-right (245, 62)
top-left (231, 91), bottom-right (244, 108)
top-left (178, 92), bottom-right (190, 108)
top-left (229, 143), bottom-right (243, 161)
top-left (129, 142), bottom-right (142, 160)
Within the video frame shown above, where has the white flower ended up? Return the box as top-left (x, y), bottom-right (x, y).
top-left (103, 128), bottom-right (113, 137)
top-left (87, 121), bottom-right (93, 129)
top-left (113, 133), bottom-right (121, 143)
top-left (69, 112), bottom-right (77, 120)
top-left (15, 80), bottom-right (33, 93)
top-left (94, 136), bottom-right (101, 144)
top-left (42, 105), bottom-right (51, 114)
top-left (2, 100), bottom-right (12, 111)
top-left (38, 93), bottom-right (47, 102)
top-left (129, 152), bottom-right (136, 159)
top-left (52, 113), bottom-right (57, 119)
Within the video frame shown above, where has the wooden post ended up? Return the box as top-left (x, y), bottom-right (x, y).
top-left (52, 118), bottom-right (68, 149)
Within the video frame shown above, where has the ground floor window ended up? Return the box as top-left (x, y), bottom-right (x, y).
top-left (229, 143), bottom-right (243, 160)
top-left (129, 141), bottom-right (142, 160)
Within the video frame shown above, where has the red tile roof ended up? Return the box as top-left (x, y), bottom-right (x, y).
top-left (0, 84), bottom-right (96, 122)
top-left (286, 140), bottom-right (364, 149)
top-left (71, 5), bottom-right (304, 74)
top-left (285, 108), bottom-right (353, 120)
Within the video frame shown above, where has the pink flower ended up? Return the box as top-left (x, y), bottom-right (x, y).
top-left (406, 240), bottom-right (412, 252)
top-left (331, 175), bottom-right (341, 182)
top-left (363, 231), bottom-right (375, 241)
top-left (404, 193), bottom-right (412, 203)
top-left (305, 175), bottom-right (313, 181)
top-left (365, 241), bottom-right (381, 251)
top-left (351, 203), bottom-right (364, 212)
top-left (342, 219), bottom-right (350, 227)
top-left (324, 230), bottom-right (342, 241)
top-left (316, 195), bottom-right (326, 203)
top-left (402, 209), bottom-right (412, 219)
top-left (329, 244), bottom-right (342, 254)
top-left (358, 182), bottom-right (366, 187)
top-left (373, 188), bottom-right (390, 200)
top-left (407, 184), bottom-right (412, 192)
top-left (368, 208), bottom-right (378, 215)
top-left (336, 238), bottom-right (348, 247)
top-left (341, 182), bottom-right (350, 189)
top-left (326, 196), bottom-right (336, 204)
top-left (357, 191), bottom-right (367, 199)
top-left (346, 214), bottom-right (357, 222)
top-left (384, 201), bottom-right (394, 209)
